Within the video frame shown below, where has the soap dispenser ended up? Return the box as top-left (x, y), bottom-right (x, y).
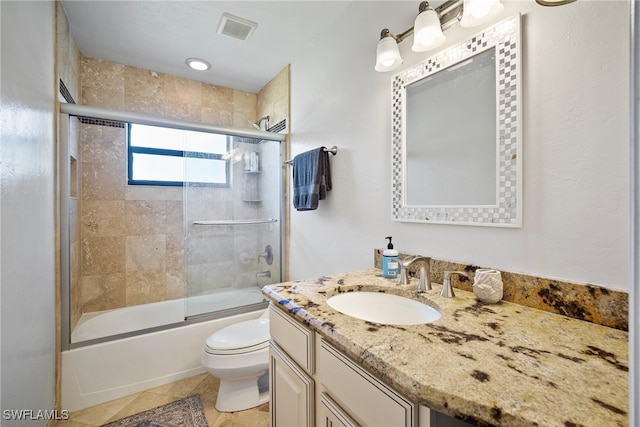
top-left (382, 236), bottom-right (399, 279)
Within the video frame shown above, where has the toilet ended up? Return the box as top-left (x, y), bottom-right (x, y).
top-left (201, 311), bottom-right (270, 412)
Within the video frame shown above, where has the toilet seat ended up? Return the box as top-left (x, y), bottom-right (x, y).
top-left (205, 318), bottom-right (269, 355)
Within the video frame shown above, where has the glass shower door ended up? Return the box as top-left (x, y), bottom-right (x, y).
top-left (183, 134), bottom-right (282, 319)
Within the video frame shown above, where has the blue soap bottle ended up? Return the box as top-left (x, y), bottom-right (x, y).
top-left (382, 236), bottom-right (399, 279)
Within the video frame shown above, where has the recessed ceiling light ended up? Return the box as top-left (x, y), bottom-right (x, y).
top-left (185, 58), bottom-right (211, 71)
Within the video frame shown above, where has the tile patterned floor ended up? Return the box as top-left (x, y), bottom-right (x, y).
top-left (53, 373), bottom-right (269, 427)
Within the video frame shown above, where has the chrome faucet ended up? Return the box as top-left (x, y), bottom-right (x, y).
top-left (441, 271), bottom-right (470, 298)
top-left (398, 257), bottom-right (431, 292)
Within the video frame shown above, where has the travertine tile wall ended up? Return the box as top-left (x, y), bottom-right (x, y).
top-left (57, 4), bottom-right (80, 98)
top-left (258, 65), bottom-right (289, 127)
top-left (78, 123), bottom-right (186, 311)
top-left (79, 56), bottom-right (262, 312)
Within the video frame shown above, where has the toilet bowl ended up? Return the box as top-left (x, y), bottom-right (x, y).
top-left (201, 311), bottom-right (270, 412)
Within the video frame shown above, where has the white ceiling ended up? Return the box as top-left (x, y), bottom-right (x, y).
top-left (61, 1), bottom-right (355, 93)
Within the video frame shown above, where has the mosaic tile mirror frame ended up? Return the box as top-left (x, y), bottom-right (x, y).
top-left (391, 14), bottom-right (522, 227)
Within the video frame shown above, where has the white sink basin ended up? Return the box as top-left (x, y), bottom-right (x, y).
top-left (327, 292), bottom-right (441, 325)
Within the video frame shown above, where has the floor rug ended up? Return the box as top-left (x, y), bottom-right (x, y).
top-left (101, 394), bottom-right (207, 427)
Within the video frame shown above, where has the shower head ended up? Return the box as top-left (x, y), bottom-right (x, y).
top-left (251, 115), bottom-right (270, 131)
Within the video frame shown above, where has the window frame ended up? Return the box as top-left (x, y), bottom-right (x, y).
top-left (127, 123), bottom-right (231, 187)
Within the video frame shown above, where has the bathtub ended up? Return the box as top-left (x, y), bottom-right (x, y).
top-left (71, 287), bottom-right (266, 342)
top-left (62, 288), bottom-right (268, 411)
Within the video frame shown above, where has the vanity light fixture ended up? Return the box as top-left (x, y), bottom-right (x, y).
top-left (185, 58), bottom-right (211, 71)
top-left (374, 0), bottom-right (505, 72)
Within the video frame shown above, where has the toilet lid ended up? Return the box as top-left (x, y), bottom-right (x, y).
top-left (205, 318), bottom-right (270, 354)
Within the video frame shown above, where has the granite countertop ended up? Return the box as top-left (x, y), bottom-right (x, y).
top-left (262, 269), bottom-right (629, 427)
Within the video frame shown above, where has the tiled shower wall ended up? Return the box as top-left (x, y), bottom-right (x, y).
top-left (78, 123), bottom-right (186, 312)
top-left (258, 65), bottom-right (289, 128)
top-left (80, 57), bottom-right (257, 125)
top-left (77, 56), bottom-right (270, 316)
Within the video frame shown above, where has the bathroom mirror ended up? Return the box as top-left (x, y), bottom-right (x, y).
top-left (391, 15), bottom-right (522, 227)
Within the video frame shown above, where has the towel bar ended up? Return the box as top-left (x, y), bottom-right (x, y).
top-left (284, 146), bottom-right (337, 165)
top-left (193, 218), bottom-right (278, 225)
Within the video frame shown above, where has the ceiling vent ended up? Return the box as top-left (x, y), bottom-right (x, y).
top-left (217, 13), bottom-right (258, 42)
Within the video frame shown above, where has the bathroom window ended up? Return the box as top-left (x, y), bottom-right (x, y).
top-left (128, 124), bottom-right (230, 186)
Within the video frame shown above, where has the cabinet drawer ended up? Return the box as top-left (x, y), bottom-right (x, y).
top-left (318, 339), bottom-right (417, 427)
top-left (269, 304), bottom-right (314, 373)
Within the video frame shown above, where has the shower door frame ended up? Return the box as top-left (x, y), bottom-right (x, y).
top-left (59, 103), bottom-right (286, 350)
top-left (630, 1), bottom-right (639, 424)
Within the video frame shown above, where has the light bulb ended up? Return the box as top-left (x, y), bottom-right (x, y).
top-left (459, 0), bottom-right (504, 27)
top-left (468, 1), bottom-right (491, 18)
top-left (412, 8), bottom-right (445, 52)
top-left (415, 27), bottom-right (439, 48)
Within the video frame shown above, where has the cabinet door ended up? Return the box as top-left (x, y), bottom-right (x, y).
top-left (318, 339), bottom-right (417, 426)
top-left (319, 392), bottom-right (360, 427)
top-left (270, 342), bottom-right (314, 427)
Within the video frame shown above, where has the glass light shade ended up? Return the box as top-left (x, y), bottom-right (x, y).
top-left (411, 8), bottom-right (446, 52)
top-left (459, 0), bottom-right (504, 27)
top-left (375, 35), bottom-right (403, 72)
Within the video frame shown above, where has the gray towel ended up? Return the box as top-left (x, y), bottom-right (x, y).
top-left (292, 147), bottom-right (332, 211)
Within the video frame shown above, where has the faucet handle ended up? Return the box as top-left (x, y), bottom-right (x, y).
top-left (416, 261), bottom-right (432, 292)
top-left (441, 274), bottom-right (455, 298)
top-left (397, 258), bottom-right (411, 285)
top-left (441, 271), bottom-right (469, 298)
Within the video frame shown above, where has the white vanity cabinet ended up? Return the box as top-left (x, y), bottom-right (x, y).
top-left (269, 304), bottom-right (315, 427)
top-left (269, 304), bottom-right (430, 427)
